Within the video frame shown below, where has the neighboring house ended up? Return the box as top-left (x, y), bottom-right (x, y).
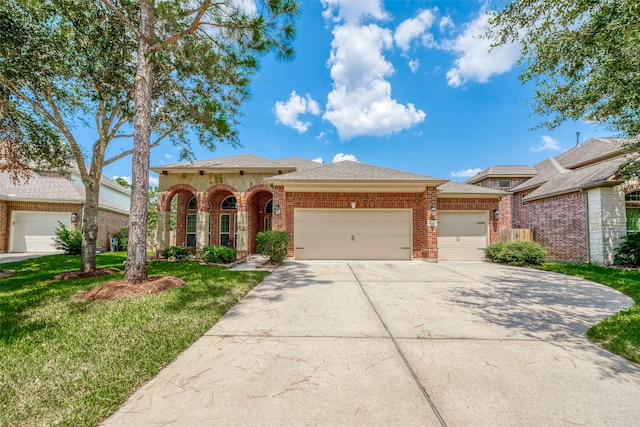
top-left (466, 137), bottom-right (631, 265)
top-left (0, 167), bottom-right (130, 253)
top-left (152, 154), bottom-right (507, 261)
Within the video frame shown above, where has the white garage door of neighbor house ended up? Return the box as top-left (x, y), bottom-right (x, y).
top-left (438, 211), bottom-right (488, 260)
top-left (294, 209), bottom-right (412, 260)
top-left (11, 211), bottom-right (71, 252)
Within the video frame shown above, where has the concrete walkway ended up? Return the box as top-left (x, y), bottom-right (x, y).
top-left (103, 261), bottom-right (640, 426)
top-left (0, 252), bottom-right (52, 264)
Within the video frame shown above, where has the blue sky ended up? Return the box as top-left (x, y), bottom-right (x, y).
top-left (104, 0), bottom-right (605, 186)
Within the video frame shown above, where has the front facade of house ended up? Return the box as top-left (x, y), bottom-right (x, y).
top-left (467, 138), bottom-right (630, 265)
top-left (0, 169), bottom-right (130, 253)
top-left (152, 155), bottom-right (506, 261)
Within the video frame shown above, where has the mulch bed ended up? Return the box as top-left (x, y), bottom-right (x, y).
top-left (53, 268), bottom-right (122, 280)
top-left (76, 276), bottom-right (186, 301)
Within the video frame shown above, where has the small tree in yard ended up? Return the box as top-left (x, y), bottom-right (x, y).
top-left (615, 233), bottom-right (640, 266)
top-left (256, 230), bottom-right (290, 264)
top-left (53, 222), bottom-right (83, 255)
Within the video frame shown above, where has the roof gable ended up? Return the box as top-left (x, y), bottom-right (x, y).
top-left (152, 154), bottom-right (295, 173)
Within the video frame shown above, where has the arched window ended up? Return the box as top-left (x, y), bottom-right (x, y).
top-left (265, 200), bottom-right (273, 214)
top-left (221, 196), bottom-right (237, 210)
top-left (187, 197), bottom-right (197, 210)
top-left (186, 197), bottom-right (197, 247)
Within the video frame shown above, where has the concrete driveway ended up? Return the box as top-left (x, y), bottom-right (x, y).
top-left (103, 261), bottom-right (640, 426)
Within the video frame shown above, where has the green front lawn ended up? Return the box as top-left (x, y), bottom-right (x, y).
top-left (540, 263), bottom-right (640, 364)
top-left (0, 253), bottom-right (268, 426)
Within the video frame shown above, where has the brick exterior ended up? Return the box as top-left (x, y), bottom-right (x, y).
top-left (514, 192), bottom-right (589, 262)
top-left (0, 200), bottom-right (126, 252)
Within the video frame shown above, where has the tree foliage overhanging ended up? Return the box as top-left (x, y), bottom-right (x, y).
top-left (488, 0), bottom-right (640, 176)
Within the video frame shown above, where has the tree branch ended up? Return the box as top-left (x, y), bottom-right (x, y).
top-left (99, 0), bottom-right (139, 37)
top-left (151, 0), bottom-right (211, 53)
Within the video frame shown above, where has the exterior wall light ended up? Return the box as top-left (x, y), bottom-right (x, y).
top-left (430, 205), bottom-right (437, 216)
top-left (493, 209), bottom-right (500, 219)
top-left (71, 212), bottom-right (78, 222)
top-left (351, 202), bottom-right (356, 209)
top-left (275, 204), bottom-right (281, 215)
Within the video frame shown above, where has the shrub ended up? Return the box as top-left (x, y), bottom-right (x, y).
top-left (53, 222), bottom-right (82, 255)
top-left (256, 230), bottom-right (290, 264)
top-left (615, 233), bottom-right (640, 266)
top-left (484, 241), bottom-right (547, 266)
top-left (163, 245), bottom-right (192, 260)
top-left (200, 245), bottom-right (237, 264)
top-left (113, 226), bottom-right (129, 251)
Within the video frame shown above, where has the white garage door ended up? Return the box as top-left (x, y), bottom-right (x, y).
top-left (294, 209), bottom-right (412, 260)
top-left (438, 211), bottom-right (488, 260)
top-left (11, 211), bottom-right (71, 252)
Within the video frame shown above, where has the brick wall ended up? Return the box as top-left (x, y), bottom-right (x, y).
top-left (97, 209), bottom-right (129, 250)
top-left (0, 201), bottom-right (7, 252)
top-left (247, 191), bottom-right (273, 254)
top-left (437, 197), bottom-right (501, 243)
top-left (516, 192), bottom-right (588, 262)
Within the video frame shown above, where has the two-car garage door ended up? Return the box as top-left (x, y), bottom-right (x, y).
top-left (294, 209), bottom-right (412, 260)
top-left (11, 211), bottom-right (70, 252)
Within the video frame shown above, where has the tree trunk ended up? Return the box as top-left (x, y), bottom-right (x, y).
top-left (125, 1), bottom-right (153, 284)
top-left (80, 178), bottom-right (100, 272)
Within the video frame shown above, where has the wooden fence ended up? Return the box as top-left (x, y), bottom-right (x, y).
top-left (500, 228), bottom-right (533, 243)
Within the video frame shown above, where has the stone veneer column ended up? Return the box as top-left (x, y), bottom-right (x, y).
top-left (587, 186), bottom-right (626, 265)
top-left (235, 210), bottom-right (248, 257)
top-left (156, 210), bottom-right (171, 256)
top-left (196, 211), bottom-right (211, 250)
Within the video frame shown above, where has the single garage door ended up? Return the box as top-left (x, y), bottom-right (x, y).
top-left (438, 211), bottom-right (488, 260)
top-left (295, 209), bottom-right (412, 260)
top-left (11, 211), bottom-right (71, 252)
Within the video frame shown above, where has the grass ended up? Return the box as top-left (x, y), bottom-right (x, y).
top-left (0, 253), bottom-right (268, 426)
top-left (540, 263), bottom-right (640, 364)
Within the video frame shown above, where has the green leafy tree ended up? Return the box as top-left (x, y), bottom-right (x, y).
top-left (100, 0), bottom-right (299, 283)
top-left (1, 0), bottom-right (137, 272)
top-left (114, 177), bottom-right (132, 188)
top-left (488, 0), bottom-right (640, 176)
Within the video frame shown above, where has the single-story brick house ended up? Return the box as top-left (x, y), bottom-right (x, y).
top-left (152, 154), bottom-right (507, 261)
top-left (466, 137), bottom-right (632, 265)
top-left (0, 168), bottom-right (130, 253)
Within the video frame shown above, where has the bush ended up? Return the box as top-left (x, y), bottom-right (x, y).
top-left (163, 246), bottom-right (192, 260)
top-left (615, 233), bottom-right (640, 266)
top-left (484, 241), bottom-right (547, 266)
top-left (113, 226), bottom-right (129, 251)
top-left (53, 222), bottom-right (82, 255)
top-left (200, 245), bottom-right (237, 264)
top-left (256, 230), bottom-right (290, 264)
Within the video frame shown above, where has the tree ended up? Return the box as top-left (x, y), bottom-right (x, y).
top-left (114, 177), bottom-right (132, 188)
top-left (99, 0), bottom-right (299, 283)
top-left (487, 0), bottom-right (640, 176)
top-left (1, 1), bottom-right (137, 272)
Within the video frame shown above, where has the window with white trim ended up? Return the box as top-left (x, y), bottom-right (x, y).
top-left (499, 180), bottom-right (511, 189)
top-left (186, 197), bottom-right (197, 247)
top-left (221, 196), bottom-right (237, 210)
top-left (220, 213), bottom-right (232, 246)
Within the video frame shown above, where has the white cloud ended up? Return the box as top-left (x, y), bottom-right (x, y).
top-left (312, 157), bottom-right (324, 163)
top-left (408, 58), bottom-right (420, 73)
top-left (315, 131), bottom-right (326, 139)
top-left (439, 16), bottom-right (454, 32)
top-left (531, 135), bottom-right (562, 152)
top-left (394, 9), bottom-right (436, 51)
top-left (333, 153), bottom-right (358, 163)
top-left (321, 0), bottom-right (387, 24)
top-left (274, 91), bottom-right (321, 133)
top-left (322, 3), bottom-right (426, 140)
top-left (445, 11), bottom-right (520, 87)
top-left (164, 153), bottom-right (174, 159)
top-left (449, 168), bottom-right (482, 178)
top-left (149, 175), bottom-right (159, 186)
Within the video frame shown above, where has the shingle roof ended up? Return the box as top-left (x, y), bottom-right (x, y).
top-left (151, 154), bottom-right (295, 172)
top-left (275, 157), bottom-right (324, 171)
top-left (438, 181), bottom-right (509, 197)
top-left (524, 157), bottom-right (624, 201)
top-left (0, 170), bottom-right (128, 213)
top-left (555, 138), bottom-right (625, 169)
top-left (266, 160), bottom-right (445, 183)
top-left (465, 165), bottom-right (538, 184)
